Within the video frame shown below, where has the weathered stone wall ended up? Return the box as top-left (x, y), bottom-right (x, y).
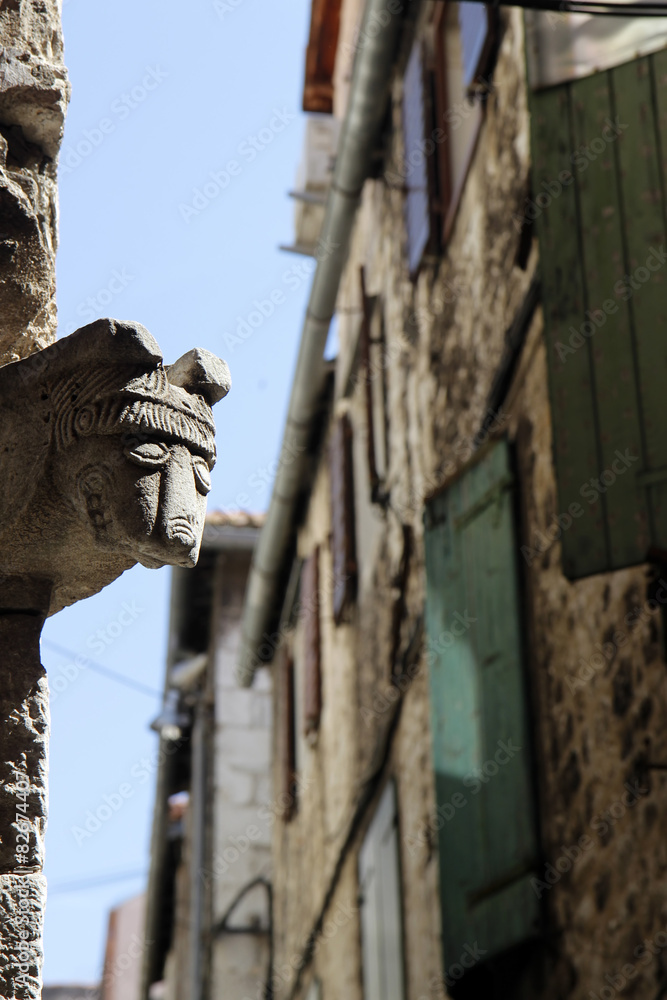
top-left (271, 3), bottom-right (667, 1000)
top-left (0, 0), bottom-right (68, 363)
top-left (271, 5), bottom-right (533, 999)
top-left (210, 549), bottom-right (273, 999)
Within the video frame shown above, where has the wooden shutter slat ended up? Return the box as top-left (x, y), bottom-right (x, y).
top-left (302, 548), bottom-right (321, 735)
top-left (403, 39), bottom-right (432, 277)
top-left (280, 649), bottom-right (296, 820)
top-left (530, 85), bottom-right (608, 577)
top-left (330, 413), bottom-right (357, 623)
top-left (424, 439), bottom-right (539, 968)
top-left (570, 71), bottom-right (650, 567)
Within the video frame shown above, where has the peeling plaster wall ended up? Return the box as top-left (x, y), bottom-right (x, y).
top-left (271, 5), bottom-right (667, 1000)
top-left (0, 0), bottom-right (69, 363)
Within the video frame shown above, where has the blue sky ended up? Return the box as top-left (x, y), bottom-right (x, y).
top-left (42, 0), bottom-right (312, 984)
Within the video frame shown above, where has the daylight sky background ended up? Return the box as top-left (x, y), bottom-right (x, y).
top-left (42, 0), bottom-right (312, 983)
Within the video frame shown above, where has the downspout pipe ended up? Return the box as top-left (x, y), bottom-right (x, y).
top-left (237, 0), bottom-right (406, 686)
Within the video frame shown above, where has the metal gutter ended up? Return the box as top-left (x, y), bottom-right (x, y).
top-left (237, 0), bottom-right (406, 686)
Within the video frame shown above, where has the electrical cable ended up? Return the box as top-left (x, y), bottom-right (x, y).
top-left (48, 868), bottom-right (147, 894)
top-left (42, 638), bottom-right (162, 698)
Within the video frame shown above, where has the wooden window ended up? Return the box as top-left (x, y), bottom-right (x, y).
top-left (423, 438), bottom-right (539, 970)
top-left (401, 8), bottom-right (497, 273)
top-left (360, 268), bottom-right (389, 502)
top-left (306, 979), bottom-right (322, 1000)
top-left (278, 648), bottom-right (297, 821)
top-left (433, 4), bottom-right (497, 243)
top-left (302, 548), bottom-right (322, 736)
top-left (530, 57), bottom-right (667, 578)
top-left (330, 413), bottom-right (357, 623)
top-left (458, 3), bottom-right (497, 92)
top-left (359, 781), bottom-right (406, 1000)
top-left (402, 37), bottom-right (436, 278)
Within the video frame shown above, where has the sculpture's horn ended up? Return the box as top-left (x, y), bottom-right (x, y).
top-left (167, 348), bottom-right (231, 405)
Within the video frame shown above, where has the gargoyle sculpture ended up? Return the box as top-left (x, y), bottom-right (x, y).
top-left (0, 316), bottom-right (230, 614)
top-left (0, 318), bottom-right (229, 1000)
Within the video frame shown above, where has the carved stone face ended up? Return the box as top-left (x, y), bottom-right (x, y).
top-left (64, 432), bottom-right (214, 569)
top-left (0, 320), bottom-right (230, 614)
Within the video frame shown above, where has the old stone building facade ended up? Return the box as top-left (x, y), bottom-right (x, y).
top-left (235, 2), bottom-right (667, 1000)
top-left (141, 513), bottom-right (272, 1000)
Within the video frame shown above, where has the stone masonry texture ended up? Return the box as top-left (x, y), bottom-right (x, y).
top-left (0, 0), bottom-right (69, 363)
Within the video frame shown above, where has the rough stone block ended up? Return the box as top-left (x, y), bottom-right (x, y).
top-left (0, 873), bottom-right (46, 1000)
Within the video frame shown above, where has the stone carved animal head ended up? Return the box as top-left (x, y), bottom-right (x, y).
top-left (0, 318), bottom-right (230, 614)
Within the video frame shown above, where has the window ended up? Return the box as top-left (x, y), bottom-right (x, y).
top-left (423, 438), bottom-right (540, 971)
top-left (359, 781), bottom-right (406, 1000)
top-left (302, 548), bottom-right (322, 737)
top-left (400, 6), bottom-right (497, 275)
top-left (306, 979), bottom-right (322, 1000)
top-left (278, 648), bottom-right (297, 821)
top-left (360, 268), bottom-right (389, 501)
top-left (330, 413), bottom-right (357, 623)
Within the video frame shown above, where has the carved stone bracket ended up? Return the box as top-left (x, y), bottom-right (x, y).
top-left (0, 318), bottom-right (230, 997)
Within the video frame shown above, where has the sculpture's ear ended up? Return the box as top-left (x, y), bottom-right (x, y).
top-left (51, 318), bottom-right (163, 366)
top-left (167, 348), bottom-right (231, 405)
top-left (0, 318), bottom-right (163, 397)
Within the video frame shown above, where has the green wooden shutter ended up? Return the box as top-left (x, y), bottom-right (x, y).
top-left (530, 55), bottom-right (667, 578)
top-left (424, 438), bottom-right (539, 970)
top-left (359, 781), bottom-right (406, 1000)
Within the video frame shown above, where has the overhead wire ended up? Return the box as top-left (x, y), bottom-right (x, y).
top-left (48, 868), bottom-right (147, 894)
top-left (41, 638), bottom-right (162, 699)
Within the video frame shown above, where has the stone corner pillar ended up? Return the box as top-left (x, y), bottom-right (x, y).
top-left (0, 579), bottom-right (50, 1000)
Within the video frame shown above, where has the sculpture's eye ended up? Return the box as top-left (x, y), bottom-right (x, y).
top-left (124, 439), bottom-right (171, 469)
top-left (193, 456), bottom-right (212, 496)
